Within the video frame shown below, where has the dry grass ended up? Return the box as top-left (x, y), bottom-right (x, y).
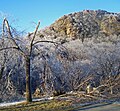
top-left (0, 92), bottom-right (120, 111)
top-left (0, 100), bottom-right (72, 111)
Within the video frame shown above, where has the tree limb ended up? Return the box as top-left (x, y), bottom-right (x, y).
top-left (2, 18), bottom-right (20, 49)
top-left (33, 40), bottom-right (58, 46)
top-left (0, 47), bottom-right (25, 57)
top-left (30, 21), bottom-right (40, 55)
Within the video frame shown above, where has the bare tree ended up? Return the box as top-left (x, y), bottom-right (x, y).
top-left (0, 18), bottom-right (59, 102)
top-left (93, 49), bottom-right (120, 95)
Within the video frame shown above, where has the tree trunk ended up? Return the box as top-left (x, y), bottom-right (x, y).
top-left (25, 56), bottom-right (32, 102)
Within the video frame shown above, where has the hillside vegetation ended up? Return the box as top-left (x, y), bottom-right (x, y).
top-left (0, 10), bottom-right (120, 103)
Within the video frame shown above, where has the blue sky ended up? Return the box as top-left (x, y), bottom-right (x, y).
top-left (0, 0), bottom-right (120, 32)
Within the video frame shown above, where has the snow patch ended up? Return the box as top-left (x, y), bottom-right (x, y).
top-left (0, 100), bottom-right (25, 107)
top-left (0, 97), bottom-right (54, 107)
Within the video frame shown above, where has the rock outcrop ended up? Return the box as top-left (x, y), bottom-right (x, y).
top-left (39, 10), bottom-right (120, 41)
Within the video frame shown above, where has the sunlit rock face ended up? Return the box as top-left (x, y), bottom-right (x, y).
top-left (39, 10), bottom-right (120, 40)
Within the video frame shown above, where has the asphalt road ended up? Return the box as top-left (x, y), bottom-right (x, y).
top-left (73, 102), bottom-right (120, 111)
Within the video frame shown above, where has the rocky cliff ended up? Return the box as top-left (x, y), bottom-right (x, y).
top-left (39, 10), bottom-right (120, 41)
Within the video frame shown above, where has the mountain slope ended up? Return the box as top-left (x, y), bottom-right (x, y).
top-left (39, 10), bottom-right (120, 41)
top-left (0, 10), bottom-right (120, 102)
